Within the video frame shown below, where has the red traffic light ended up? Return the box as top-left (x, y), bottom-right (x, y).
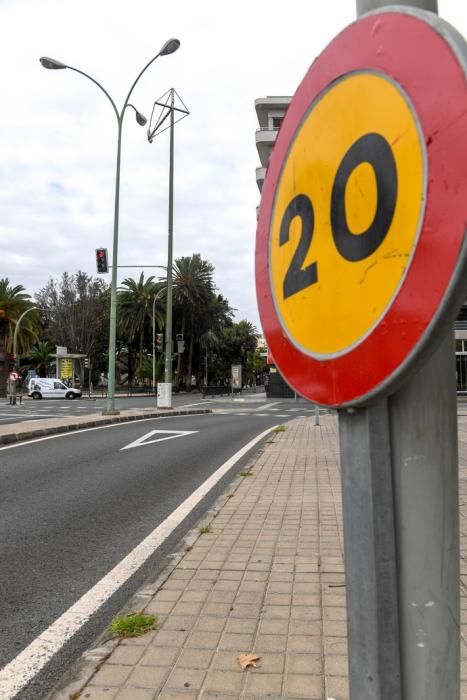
top-left (95, 248), bottom-right (108, 274)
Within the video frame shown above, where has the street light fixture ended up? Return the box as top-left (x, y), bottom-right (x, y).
top-left (39, 39), bottom-right (180, 414)
top-left (147, 88), bottom-right (189, 406)
top-left (12, 306), bottom-right (43, 405)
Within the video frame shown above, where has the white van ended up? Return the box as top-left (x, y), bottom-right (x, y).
top-left (28, 378), bottom-right (82, 400)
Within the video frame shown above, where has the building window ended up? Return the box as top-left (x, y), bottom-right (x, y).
top-left (456, 339), bottom-right (463, 353)
top-left (272, 116), bottom-right (283, 129)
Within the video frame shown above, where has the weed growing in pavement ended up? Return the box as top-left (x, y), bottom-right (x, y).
top-left (273, 425), bottom-right (286, 433)
top-left (239, 470), bottom-right (253, 477)
top-left (110, 613), bottom-right (158, 638)
top-left (199, 526), bottom-right (212, 534)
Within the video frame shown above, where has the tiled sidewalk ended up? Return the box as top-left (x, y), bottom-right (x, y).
top-left (52, 413), bottom-right (467, 699)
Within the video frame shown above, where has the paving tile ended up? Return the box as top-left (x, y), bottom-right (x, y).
top-left (287, 653), bottom-right (323, 675)
top-left (166, 667), bottom-right (206, 690)
top-left (194, 616), bottom-right (226, 633)
top-left (151, 630), bottom-right (189, 647)
top-left (203, 669), bottom-right (244, 694)
top-left (139, 646), bottom-right (179, 667)
top-left (114, 689), bottom-right (155, 700)
top-left (91, 665), bottom-right (132, 686)
top-left (244, 671), bottom-right (282, 694)
top-left (255, 634), bottom-right (288, 653)
top-left (285, 673), bottom-right (323, 698)
top-left (185, 631), bottom-right (222, 649)
top-left (126, 664), bottom-right (169, 689)
top-left (81, 689), bottom-right (118, 699)
top-left (176, 648), bottom-right (214, 669)
top-left (219, 632), bottom-right (254, 651)
top-left (107, 645), bottom-right (145, 665)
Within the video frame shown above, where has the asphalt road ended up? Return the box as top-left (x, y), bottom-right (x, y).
top-left (0, 391), bottom-right (215, 425)
top-left (0, 400), bottom-right (316, 699)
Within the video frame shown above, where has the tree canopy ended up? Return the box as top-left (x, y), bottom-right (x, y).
top-left (1, 256), bottom-right (262, 395)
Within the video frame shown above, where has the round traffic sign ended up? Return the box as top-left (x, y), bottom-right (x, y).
top-left (256, 8), bottom-right (467, 407)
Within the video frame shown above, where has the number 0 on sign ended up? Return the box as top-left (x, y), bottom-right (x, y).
top-left (256, 8), bottom-right (467, 407)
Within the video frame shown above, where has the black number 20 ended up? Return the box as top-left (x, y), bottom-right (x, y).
top-left (279, 132), bottom-right (397, 300)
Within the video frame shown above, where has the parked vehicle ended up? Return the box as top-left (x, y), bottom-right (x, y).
top-left (27, 378), bottom-right (82, 400)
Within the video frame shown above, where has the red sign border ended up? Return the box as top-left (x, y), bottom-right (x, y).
top-left (256, 8), bottom-right (467, 407)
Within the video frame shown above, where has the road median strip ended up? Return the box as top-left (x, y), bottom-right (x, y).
top-left (0, 409), bottom-right (212, 445)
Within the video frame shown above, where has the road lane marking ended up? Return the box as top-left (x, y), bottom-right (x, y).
top-left (0, 424), bottom-right (278, 698)
top-left (0, 415), bottom-right (211, 452)
top-left (121, 429), bottom-right (198, 450)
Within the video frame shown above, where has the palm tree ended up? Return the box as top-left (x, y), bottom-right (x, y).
top-left (198, 294), bottom-right (234, 385)
top-left (169, 255), bottom-right (215, 389)
top-left (0, 279), bottom-right (39, 396)
top-left (29, 341), bottom-right (54, 378)
top-left (117, 274), bottom-right (165, 381)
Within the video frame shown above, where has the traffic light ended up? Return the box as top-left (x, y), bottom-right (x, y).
top-left (156, 333), bottom-right (163, 352)
top-left (95, 248), bottom-right (108, 273)
top-left (176, 334), bottom-right (185, 354)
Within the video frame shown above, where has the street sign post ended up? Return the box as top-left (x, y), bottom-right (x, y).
top-left (256, 7), bottom-right (467, 699)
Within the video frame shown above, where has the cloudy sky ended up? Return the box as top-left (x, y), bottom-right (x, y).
top-left (1, 0), bottom-right (466, 330)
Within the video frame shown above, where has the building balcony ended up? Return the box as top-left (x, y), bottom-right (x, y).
top-left (256, 166), bottom-right (266, 193)
top-left (255, 127), bottom-right (279, 167)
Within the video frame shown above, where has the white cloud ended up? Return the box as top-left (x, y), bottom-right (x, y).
top-left (0, 0), bottom-right (465, 331)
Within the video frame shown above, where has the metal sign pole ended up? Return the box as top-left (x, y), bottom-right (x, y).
top-left (339, 400), bottom-right (402, 699)
top-left (337, 2), bottom-right (459, 699)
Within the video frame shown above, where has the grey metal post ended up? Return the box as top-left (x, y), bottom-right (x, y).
top-left (339, 400), bottom-right (401, 699)
top-left (314, 404), bottom-right (320, 426)
top-left (338, 2), bottom-right (459, 699)
top-left (106, 119), bottom-right (122, 413)
top-left (164, 89), bottom-right (175, 392)
top-left (152, 295), bottom-right (156, 395)
top-left (390, 332), bottom-right (459, 699)
top-left (357, 0), bottom-right (437, 12)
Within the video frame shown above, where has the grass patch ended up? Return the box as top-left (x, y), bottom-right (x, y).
top-left (239, 470), bottom-right (253, 477)
top-left (273, 425), bottom-right (286, 433)
top-left (109, 613), bottom-right (158, 638)
top-left (199, 526), bottom-right (212, 534)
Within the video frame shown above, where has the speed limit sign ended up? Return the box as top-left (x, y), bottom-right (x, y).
top-left (256, 8), bottom-right (467, 407)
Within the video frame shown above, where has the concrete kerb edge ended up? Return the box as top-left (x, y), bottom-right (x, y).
top-left (0, 409), bottom-right (212, 445)
top-left (45, 438), bottom-right (270, 700)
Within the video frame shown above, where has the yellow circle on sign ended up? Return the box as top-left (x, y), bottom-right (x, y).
top-left (270, 71), bottom-right (426, 357)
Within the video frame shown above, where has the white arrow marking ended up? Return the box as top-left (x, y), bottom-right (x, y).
top-left (120, 429), bottom-right (198, 451)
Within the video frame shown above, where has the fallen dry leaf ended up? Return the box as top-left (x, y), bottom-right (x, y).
top-left (237, 653), bottom-right (261, 670)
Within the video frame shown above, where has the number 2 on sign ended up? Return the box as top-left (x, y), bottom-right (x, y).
top-left (279, 132), bottom-right (397, 300)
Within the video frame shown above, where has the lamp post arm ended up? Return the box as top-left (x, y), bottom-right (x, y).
top-left (122, 52), bottom-right (161, 115)
top-left (13, 306), bottom-right (40, 363)
top-left (66, 65), bottom-right (120, 121)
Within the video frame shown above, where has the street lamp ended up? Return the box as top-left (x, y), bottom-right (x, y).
top-left (12, 306), bottom-right (42, 405)
top-left (39, 38), bottom-right (180, 415)
top-left (147, 88), bottom-right (189, 406)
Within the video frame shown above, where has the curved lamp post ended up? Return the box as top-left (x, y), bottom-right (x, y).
top-left (11, 306), bottom-right (42, 405)
top-left (39, 38), bottom-right (180, 414)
